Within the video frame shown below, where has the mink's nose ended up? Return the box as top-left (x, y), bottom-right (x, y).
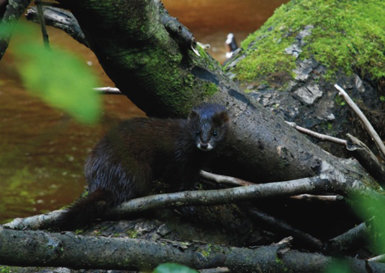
top-left (197, 142), bottom-right (213, 151)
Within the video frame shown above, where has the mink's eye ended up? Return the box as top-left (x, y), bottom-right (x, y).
top-left (195, 130), bottom-right (201, 136)
top-left (212, 130), bottom-right (218, 137)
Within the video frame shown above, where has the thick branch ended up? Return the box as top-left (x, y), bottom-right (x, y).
top-left (25, 6), bottom-right (88, 46)
top-left (1, 226), bottom-right (385, 272)
top-left (326, 222), bottom-right (369, 254)
top-left (0, 0), bottom-right (31, 60)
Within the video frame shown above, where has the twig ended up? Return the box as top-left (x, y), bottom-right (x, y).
top-left (200, 170), bottom-right (254, 186)
top-left (93, 87), bottom-right (122, 95)
top-left (346, 133), bottom-right (385, 185)
top-left (285, 121), bottom-right (347, 145)
top-left (290, 194), bottom-right (343, 202)
top-left (334, 84), bottom-right (385, 159)
top-left (199, 268), bottom-right (230, 273)
top-left (247, 208), bottom-right (323, 250)
top-left (35, 0), bottom-right (50, 48)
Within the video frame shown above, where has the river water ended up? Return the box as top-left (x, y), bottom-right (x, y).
top-left (0, 0), bottom-right (287, 223)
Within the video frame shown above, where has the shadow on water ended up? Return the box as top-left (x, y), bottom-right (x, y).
top-left (0, 0), bottom-right (287, 223)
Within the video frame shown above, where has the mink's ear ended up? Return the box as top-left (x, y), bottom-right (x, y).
top-left (212, 111), bottom-right (229, 126)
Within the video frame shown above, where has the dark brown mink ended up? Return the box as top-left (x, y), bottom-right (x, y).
top-left (51, 103), bottom-right (230, 230)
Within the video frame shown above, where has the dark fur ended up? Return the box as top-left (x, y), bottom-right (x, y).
top-left (52, 103), bottom-right (229, 230)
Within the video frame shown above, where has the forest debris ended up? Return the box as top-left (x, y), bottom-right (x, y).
top-left (335, 84), bottom-right (385, 159)
top-left (248, 208), bottom-right (323, 250)
top-left (285, 121), bottom-right (347, 145)
top-left (346, 133), bottom-right (385, 185)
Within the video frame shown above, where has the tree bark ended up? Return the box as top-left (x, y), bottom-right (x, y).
top-left (1, 226), bottom-right (385, 273)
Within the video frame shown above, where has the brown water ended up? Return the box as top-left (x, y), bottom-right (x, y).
top-left (0, 0), bottom-right (287, 223)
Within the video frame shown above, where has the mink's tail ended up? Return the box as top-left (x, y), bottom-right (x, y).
top-left (46, 189), bottom-right (114, 231)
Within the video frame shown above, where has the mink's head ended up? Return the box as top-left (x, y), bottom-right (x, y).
top-left (187, 103), bottom-right (229, 152)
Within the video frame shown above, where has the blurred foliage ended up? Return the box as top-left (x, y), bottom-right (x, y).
top-left (154, 263), bottom-right (198, 273)
top-left (352, 191), bottom-right (385, 253)
top-left (324, 259), bottom-right (351, 273)
top-left (0, 22), bottom-right (101, 124)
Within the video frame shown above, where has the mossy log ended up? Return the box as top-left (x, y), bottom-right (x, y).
top-left (2, 226), bottom-right (385, 273)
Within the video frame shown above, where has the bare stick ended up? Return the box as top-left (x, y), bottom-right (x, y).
top-left (35, 0), bottom-right (50, 48)
top-left (93, 87), bottom-right (122, 95)
top-left (334, 84), bottom-right (385, 158)
top-left (247, 208), bottom-right (323, 250)
top-left (200, 170), bottom-right (255, 186)
top-left (290, 194), bottom-right (343, 202)
top-left (5, 176), bottom-right (326, 230)
top-left (346, 133), bottom-right (385, 185)
top-left (199, 268), bottom-right (230, 273)
top-left (285, 121), bottom-right (347, 145)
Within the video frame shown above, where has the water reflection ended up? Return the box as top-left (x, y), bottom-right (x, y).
top-left (163, 0), bottom-right (288, 63)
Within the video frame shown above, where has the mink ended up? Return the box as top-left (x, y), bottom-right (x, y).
top-left (51, 103), bottom-right (230, 230)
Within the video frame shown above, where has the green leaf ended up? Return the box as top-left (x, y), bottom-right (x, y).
top-left (2, 22), bottom-right (101, 124)
top-left (154, 263), bottom-right (198, 273)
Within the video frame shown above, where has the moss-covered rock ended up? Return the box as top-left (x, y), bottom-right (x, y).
top-left (230, 0), bottom-right (385, 85)
top-left (226, 0), bottom-right (385, 157)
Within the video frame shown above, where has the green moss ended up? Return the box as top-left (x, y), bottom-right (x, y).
top-left (335, 95), bottom-right (346, 106)
top-left (126, 229), bottom-right (139, 238)
top-left (234, 0), bottom-right (385, 85)
top-left (202, 82), bottom-right (219, 97)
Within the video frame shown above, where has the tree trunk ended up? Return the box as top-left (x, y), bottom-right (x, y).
top-left (56, 0), bottom-right (378, 188)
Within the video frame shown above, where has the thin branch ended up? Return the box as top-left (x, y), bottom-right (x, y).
top-left (35, 0), bottom-right (50, 47)
top-left (199, 268), bottom-right (230, 273)
top-left (334, 84), bottom-right (385, 159)
top-left (93, 86), bottom-right (122, 95)
top-left (290, 194), bottom-right (343, 202)
top-left (5, 176), bottom-right (328, 230)
top-left (247, 208), bottom-right (323, 250)
top-left (285, 121), bottom-right (347, 145)
top-left (346, 133), bottom-right (385, 185)
top-left (200, 170), bottom-right (254, 186)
